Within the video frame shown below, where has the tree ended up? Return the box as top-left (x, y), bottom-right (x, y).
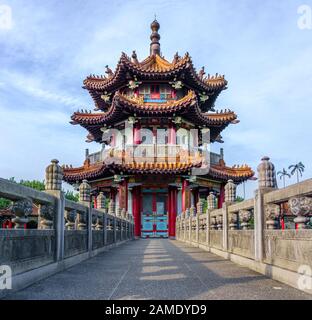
top-left (0, 177), bottom-right (80, 208)
top-left (64, 190), bottom-right (79, 202)
top-left (0, 198), bottom-right (11, 209)
top-left (19, 180), bottom-right (45, 191)
top-left (277, 168), bottom-right (291, 188)
top-left (289, 162), bottom-right (305, 183)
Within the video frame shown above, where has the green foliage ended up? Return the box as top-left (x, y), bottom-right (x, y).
top-left (201, 198), bottom-right (208, 213)
top-left (0, 178), bottom-right (45, 209)
top-left (19, 180), bottom-right (45, 191)
top-left (65, 190), bottom-right (79, 202)
top-left (289, 162), bottom-right (305, 183)
top-left (105, 197), bottom-right (110, 209)
top-left (0, 198), bottom-right (11, 209)
top-left (277, 168), bottom-right (291, 188)
top-left (236, 196), bottom-right (244, 202)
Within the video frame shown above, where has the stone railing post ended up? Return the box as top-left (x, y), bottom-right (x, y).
top-left (79, 180), bottom-right (92, 253)
top-left (108, 200), bottom-right (117, 244)
top-left (254, 156), bottom-right (277, 261)
top-left (183, 211), bottom-right (188, 241)
top-left (196, 200), bottom-right (203, 244)
top-left (223, 180), bottom-right (236, 251)
top-left (45, 159), bottom-right (64, 261)
top-left (97, 192), bottom-right (107, 244)
top-left (207, 192), bottom-right (217, 246)
top-left (205, 208), bottom-right (210, 245)
top-left (188, 209), bottom-right (192, 241)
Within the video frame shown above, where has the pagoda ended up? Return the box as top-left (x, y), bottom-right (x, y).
top-left (63, 19), bottom-right (254, 239)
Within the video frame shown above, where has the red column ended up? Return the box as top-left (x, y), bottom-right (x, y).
top-left (168, 187), bottom-right (177, 238)
top-left (168, 188), bottom-right (172, 236)
top-left (132, 186), bottom-right (141, 238)
top-left (218, 184), bottom-right (225, 208)
top-left (182, 179), bottom-right (189, 212)
top-left (194, 189), bottom-right (199, 206)
top-left (93, 196), bottom-right (97, 209)
top-left (110, 188), bottom-right (115, 200)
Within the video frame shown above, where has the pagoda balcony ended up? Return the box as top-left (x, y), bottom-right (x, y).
top-left (87, 145), bottom-right (223, 166)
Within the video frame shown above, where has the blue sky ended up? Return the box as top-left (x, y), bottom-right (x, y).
top-left (0, 0), bottom-right (311, 198)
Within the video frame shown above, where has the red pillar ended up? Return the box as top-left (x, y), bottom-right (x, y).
top-left (182, 179), bottom-right (189, 212)
top-left (93, 196), bottom-right (97, 209)
top-left (132, 186), bottom-right (141, 238)
top-left (218, 184), bottom-right (225, 208)
top-left (168, 187), bottom-right (177, 238)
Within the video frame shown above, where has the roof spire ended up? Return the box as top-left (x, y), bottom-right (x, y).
top-left (150, 18), bottom-right (160, 56)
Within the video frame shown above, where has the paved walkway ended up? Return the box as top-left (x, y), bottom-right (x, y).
top-left (5, 240), bottom-right (311, 300)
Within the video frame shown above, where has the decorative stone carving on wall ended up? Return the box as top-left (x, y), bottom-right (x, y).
top-left (288, 196), bottom-right (312, 229)
top-left (229, 213), bottom-right (238, 230)
top-left (257, 156), bottom-right (277, 189)
top-left (225, 180), bottom-right (236, 203)
top-left (11, 198), bottom-right (33, 229)
top-left (217, 215), bottom-right (223, 230)
top-left (95, 214), bottom-right (104, 230)
top-left (92, 212), bottom-right (98, 230)
top-left (38, 204), bottom-right (54, 229)
top-left (79, 180), bottom-right (91, 203)
top-left (210, 216), bottom-right (217, 230)
top-left (65, 209), bottom-right (77, 230)
top-left (265, 204), bottom-right (281, 229)
top-left (239, 209), bottom-right (252, 230)
top-left (45, 159), bottom-right (63, 191)
top-left (77, 212), bottom-right (87, 230)
top-left (207, 192), bottom-right (217, 210)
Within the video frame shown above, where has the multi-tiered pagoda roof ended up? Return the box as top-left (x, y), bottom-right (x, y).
top-left (63, 19), bottom-right (254, 184)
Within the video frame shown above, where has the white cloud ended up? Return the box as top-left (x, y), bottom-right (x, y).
top-left (0, 4), bottom-right (13, 30)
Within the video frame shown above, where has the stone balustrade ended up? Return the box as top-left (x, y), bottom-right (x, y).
top-left (0, 160), bottom-right (134, 298)
top-left (176, 157), bottom-right (312, 294)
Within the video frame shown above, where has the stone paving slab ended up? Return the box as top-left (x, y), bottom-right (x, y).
top-left (4, 239), bottom-right (311, 300)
